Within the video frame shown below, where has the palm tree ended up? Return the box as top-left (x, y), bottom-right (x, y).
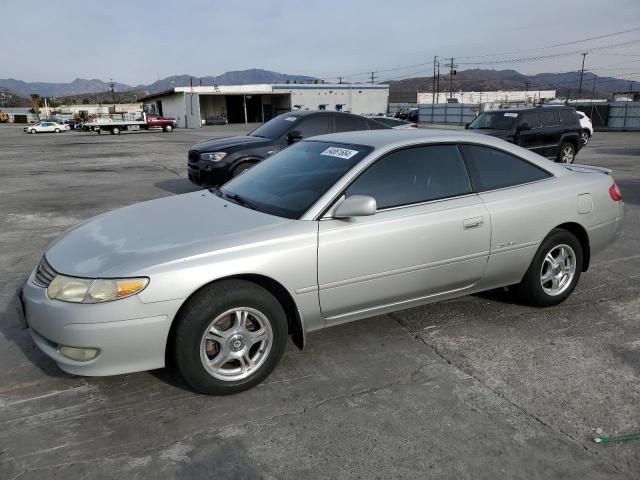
top-left (30, 94), bottom-right (40, 114)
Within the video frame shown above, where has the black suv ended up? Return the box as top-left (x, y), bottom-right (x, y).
top-left (465, 106), bottom-right (582, 163)
top-left (188, 111), bottom-right (389, 186)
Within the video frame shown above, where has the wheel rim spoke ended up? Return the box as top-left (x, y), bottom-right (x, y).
top-left (234, 310), bottom-right (249, 330)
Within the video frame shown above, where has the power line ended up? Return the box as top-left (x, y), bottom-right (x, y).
top-left (454, 26), bottom-right (640, 59)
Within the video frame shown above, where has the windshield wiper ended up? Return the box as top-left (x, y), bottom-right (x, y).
top-left (221, 191), bottom-right (259, 211)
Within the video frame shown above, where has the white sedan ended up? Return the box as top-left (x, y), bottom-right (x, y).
top-left (24, 121), bottom-right (69, 134)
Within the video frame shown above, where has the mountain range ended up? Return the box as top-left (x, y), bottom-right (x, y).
top-left (1, 68), bottom-right (637, 104)
top-left (0, 69), bottom-right (318, 99)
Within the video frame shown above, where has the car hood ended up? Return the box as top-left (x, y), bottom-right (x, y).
top-left (191, 135), bottom-right (272, 152)
top-left (45, 191), bottom-right (292, 278)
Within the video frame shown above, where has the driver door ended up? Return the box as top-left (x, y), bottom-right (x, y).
top-left (515, 111), bottom-right (544, 154)
top-left (317, 144), bottom-right (491, 324)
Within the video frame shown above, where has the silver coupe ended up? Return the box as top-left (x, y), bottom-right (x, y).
top-left (19, 129), bottom-right (624, 395)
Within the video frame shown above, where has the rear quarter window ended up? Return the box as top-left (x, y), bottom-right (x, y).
top-left (560, 109), bottom-right (580, 126)
top-left (459, 144), bottom-right (552, 192)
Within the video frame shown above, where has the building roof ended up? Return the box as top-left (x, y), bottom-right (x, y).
top-left (139, 83), bottom-right (389, 101)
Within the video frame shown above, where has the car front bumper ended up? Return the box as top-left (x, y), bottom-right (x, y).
top-left (187, 158), bottom-right (233, 186)
top-left (20, 270), bottom-right (184, 376)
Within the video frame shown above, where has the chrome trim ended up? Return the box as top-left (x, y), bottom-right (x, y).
top-left (33, 257), bottom-right (57, 288)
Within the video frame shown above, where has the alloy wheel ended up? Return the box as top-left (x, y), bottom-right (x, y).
top-left (540, 244), bottom-right (576, 296)
top-left (199, 307), bottom-right (273, 381)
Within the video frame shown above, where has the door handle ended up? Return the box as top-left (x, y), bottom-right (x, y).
top-left (463, 217), bottom-right (484, 229)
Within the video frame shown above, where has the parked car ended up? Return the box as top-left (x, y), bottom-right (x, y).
top-left (370, 116), bottom-right (417, 129)
top-left (19, 129), bottom-right (623, 395)
top-left (23, 121), bottom-right (67, 134)
top-left (187, 110), bottom-right (389, 186)
top-left (206, 115), bottom-right (228, 125)
top-left (63, 119), bottom-right (81, 130)
top-left (576, 111), bottom-right (594, 145)
top-left (466, 106), bottom-right (583, 163)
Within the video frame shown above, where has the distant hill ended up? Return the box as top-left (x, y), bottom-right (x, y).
top-left (388, 69), bottom-right (640, 102)
top-left (0, 69), bottom-right (319, 98)
top-left (0, 89), bottom-right (30, 108)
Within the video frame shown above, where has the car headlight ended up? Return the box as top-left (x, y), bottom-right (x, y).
top-left (200, 152), bottom-right (227, 162)
top-left (47, 275), bottom-right (149, 303)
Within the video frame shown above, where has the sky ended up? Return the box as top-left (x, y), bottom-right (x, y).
top-left (2, 0), bottom-right (640, 85)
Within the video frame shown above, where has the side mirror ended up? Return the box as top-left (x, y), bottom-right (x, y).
top-left (287, 130), bottom-right (303, 144)
top-left (517, 122), bottom-right (531, 132)
top-left (333, 195), bottom-right (377, 218)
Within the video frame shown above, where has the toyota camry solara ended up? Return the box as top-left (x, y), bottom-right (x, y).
top-left (19, 129), bottom-right (624, 395)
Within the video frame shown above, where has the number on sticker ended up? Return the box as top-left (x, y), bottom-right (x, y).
top-left (321, 147), bottom-right (360, 159)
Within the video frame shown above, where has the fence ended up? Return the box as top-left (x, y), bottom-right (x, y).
top-left (418, 101), bottom-right (640, 130)
top-left (607, 102), bottom-right (640, 130)
top-left (388, 102), bottom-right (417, 115)
top-left (418, 103), bottom-right (480, 125)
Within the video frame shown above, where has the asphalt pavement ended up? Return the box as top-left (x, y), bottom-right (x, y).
top-left (0, 124), bottom-right (638, 479)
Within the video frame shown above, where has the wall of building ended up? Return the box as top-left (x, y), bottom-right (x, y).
top-left (282, 86), bottom-right (388, 115)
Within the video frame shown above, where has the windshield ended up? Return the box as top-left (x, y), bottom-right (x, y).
top-left (468, 111), bottom-right (518, 130)
top-left (220, 140), bottom-right (373, 219)
top-left (249, 113), bottom-right (301, 139)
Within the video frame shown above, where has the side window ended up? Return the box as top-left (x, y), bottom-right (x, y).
top-left (345, 145), bottom-right (472, 209)
top-left (460, 145), bottom-right (551, 192)
top-left (295, 115), bottom-right (329, 138)
top-left (518, 111), bottom-right (541, 129)
top-left (541, 110), bottom-right (559, 127)
top-left (334, 114), bottom-right (369, 133)
top-left (560, 109), bottom-right (579, 126)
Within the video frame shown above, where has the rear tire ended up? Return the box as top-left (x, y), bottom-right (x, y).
top-left (581, 130), bottom-right (590, 145)
top-left (232, 162), bottom-right (255, 177)
top-left (515, 228), bottom-right (583, 307)
top-left (173, 280), bottom-right (288, 395)
top-left (54, 128), bottom-right (60, 133)
top-left (112, 127), bottom-right (120, 135)
top-left (557, 142), bottom-right (576, 163)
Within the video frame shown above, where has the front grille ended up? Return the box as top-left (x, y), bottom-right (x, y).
top-left (188, 150), bottom-right (200, 165)
top-left (33, 256), bottom-right (57, 288)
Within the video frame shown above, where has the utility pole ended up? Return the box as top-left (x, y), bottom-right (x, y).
top-left (432, 56), bottom-right (437, 105)
top-left (525, 80), bottom-right (530, 104)
top-left (370, 71), bottom-right (376, 85)
top-left (436, 60), bottom-right (440, 103)
top-left (577, 52), bottom-right (588, 99)
top-left (109, 78), bottom-right (116, 104)
top-left (448, 57), bottom-right (457, 100)
top-left (338, 76), bottom-right (343, 84)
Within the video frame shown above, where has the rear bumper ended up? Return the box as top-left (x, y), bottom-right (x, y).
top-left (21, 270), bottom-right (184, 376)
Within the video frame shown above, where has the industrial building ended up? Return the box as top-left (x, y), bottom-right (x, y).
top-left (139, 84), bottom-right (389, 128)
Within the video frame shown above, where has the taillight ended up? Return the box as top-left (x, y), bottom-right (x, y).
top-left (410, 123), bottom-right (418, 128)
top-left (609, 183), bottom-right (622, 201)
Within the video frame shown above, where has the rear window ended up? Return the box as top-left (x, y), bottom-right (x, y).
top-left (460, 145), bottom-right (552, 192)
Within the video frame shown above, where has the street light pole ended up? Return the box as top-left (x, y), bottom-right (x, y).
top-left (577, 52), bottom-right (588, 99)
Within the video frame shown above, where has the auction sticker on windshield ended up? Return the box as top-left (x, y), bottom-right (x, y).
top-left (284, 117), bottom-right (297, 121)
top-left (504, 113), bottom-right (518, 117)
top-left (321, 147), bottom-right (360, 159)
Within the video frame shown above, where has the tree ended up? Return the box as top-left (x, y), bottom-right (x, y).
top-left (82, 98), bottom-right (90, 104)
top-left (30, 93), bottom-right (40, 114)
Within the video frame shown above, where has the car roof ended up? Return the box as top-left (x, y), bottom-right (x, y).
top-left (486, 106), bottom-right (574, 113)
top-left (306, 127), bottom-right (499, 149)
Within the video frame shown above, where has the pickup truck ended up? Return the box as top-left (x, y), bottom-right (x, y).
top-left (81, 112), bottom-right (177, 135)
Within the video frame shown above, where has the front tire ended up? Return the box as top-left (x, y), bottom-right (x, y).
top-left (232, 162), bottom-right (255, 177)
top-left (173, 280), bottom-right (288, 395)
top-left (112, 127), bottom-right (120, 135)
top-left (515, 229), bottom-right (583, 307)
top-left (163, 125), bottom-right (173, 132)
top-left (54, 128), bottom-right (61, 133)
top-left (557, 142), bottom-right (576, 163)
top-left (30, 129), bottom-right (36, 134)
